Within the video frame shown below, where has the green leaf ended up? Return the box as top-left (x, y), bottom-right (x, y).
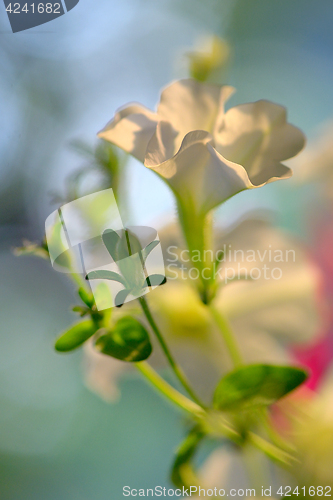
top-left (78, 287), bottom-right (94, 308)
top-left (141, 240), bottom-right (160, 263)
top-left (171, 427), bottom-right (205, 489)
top-left (95, 316), bottom-right (152, 362)
top-left (115, 289), bottom-right (131, 307)
top-left (86, 269), bottom-right (127, 287)
top-left (213, 364), bottom-right (308, 411)
top-left (72, 305), bottom-right (89, 317)
top-left (143, 274), bottom-right (167, 287)
top-left (55, 320), bottom-right (97, 352)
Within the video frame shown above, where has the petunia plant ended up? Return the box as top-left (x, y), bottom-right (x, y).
top-left (16, 62), bottom-right (323, 494)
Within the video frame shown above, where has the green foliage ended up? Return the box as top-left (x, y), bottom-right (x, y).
top-left (78, 287), bottom-right (95, 308)
top-left (171, 426), bottom-right (205, 489)
top-left (55, 320), bottom-right (98, 352)
top-left (213, 364), bottom-right (308, 411)
top-left (72, 305), bottom-right (90, 317)
top-left (95, 316), bottom-right (152, 362)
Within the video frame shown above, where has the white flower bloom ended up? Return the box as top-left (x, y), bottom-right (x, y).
top-left (99, 79), bottom-right (305, 216)
top-left (214, 218), bottom-right (322, 346)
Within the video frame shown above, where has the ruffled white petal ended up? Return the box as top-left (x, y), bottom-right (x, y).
top-left (157, 79), bottom-right (235, 152)
top-left (144, 123), bottom-right (298, 216)
top-left (215, 100), bottom-right (305, 185)
top-left (98, 104), bottom-right (158, 162)
top-left (98, 82), bottom-right (305, 215)
top-left (145, 128), bottom-right (251, 215)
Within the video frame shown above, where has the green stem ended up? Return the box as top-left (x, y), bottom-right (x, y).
top-left (177, 202), bottom-right (215, 303)
top-left (209, 304), bottom-right (243, 367)
top-left (71, 272), bottom-right (87, 289)
top-left (248, 432), bottom-right (296, 467)
top-left (136, 362), bottom-right (203, 416)
top-left (136, 366), bottom-right (294, 468)
top-left (139, 296), bottom-right (205, 408)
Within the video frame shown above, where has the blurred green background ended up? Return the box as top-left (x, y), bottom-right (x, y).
top-left (1, 0), bottom-right (333, 498)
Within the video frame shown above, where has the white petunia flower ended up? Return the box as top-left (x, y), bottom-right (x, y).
top-left (99, 79), bottom-right (305, 218)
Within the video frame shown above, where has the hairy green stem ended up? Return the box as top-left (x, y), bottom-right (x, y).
top-left (139, 296), bottom-right (205, 407)
top-left (248, 432), bottom-right (296, 467)
top-left (209, 304), bottom-right (243, 367)
top-left (177, 202), bottom-right (215, 303)
top-left (136, 362), bottom-right (203, 416)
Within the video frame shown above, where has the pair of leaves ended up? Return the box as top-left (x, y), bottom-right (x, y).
top-left (86, 228), bottom-right (166, 307)
top-left (55, 316), bottom-right (152, 362)
top-left (213, 364), bottom-right (308, 412)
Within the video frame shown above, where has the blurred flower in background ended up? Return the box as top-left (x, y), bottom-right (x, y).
top-left (186, 35), bottom-right (231, 83)
top-left (293, 120), bottom-right (333, 199)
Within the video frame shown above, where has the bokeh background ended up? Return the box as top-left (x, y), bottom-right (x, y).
top-left (1, 1), bottom-right (333, 498)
